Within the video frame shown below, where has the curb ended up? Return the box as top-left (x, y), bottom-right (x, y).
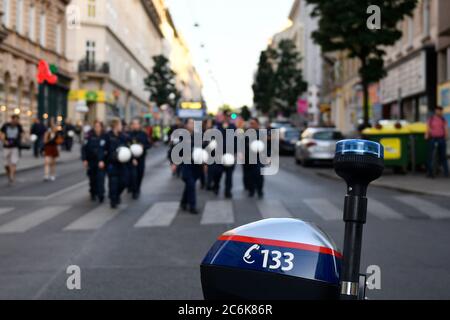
top-left (315, 171), bottom-right (450, 198)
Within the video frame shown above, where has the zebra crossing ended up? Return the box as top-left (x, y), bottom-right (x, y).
top-left (0, 196), bottom-right (449, 235)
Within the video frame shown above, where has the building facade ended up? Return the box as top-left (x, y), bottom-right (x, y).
top-left (436, 0), bottom-right (450, 123)
top-left (325, 0), bottom-right (442, 134)
top-left (0, 0), bottom-right (72, 131)
top-left (270, 0), bottom-right (323, 126)
top-left (66, 0), bottom-right (165, 124)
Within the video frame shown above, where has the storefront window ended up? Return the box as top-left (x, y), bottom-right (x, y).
top-left (419, 96), bottom-right (429, 122)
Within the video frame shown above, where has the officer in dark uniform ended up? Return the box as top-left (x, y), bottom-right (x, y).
top-left (128, 118), bottom-right (152, 199)
top-left (214, 111), bottom-right (237, 199)
top-left (245, 118), bottom-right (269, 198)
top-left (105, 119), bottom-right (130, 209)
top-left (82, 120), bottom-right (106, 203)
top-left (63, 119), bottom-right (76, 152)
top-left (180, 119), bottom-right (203, 214)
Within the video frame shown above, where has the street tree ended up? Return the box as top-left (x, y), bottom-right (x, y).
top-left (144, 55), bottom-right (181, 109)
top-left (272, 39), bottom-right (307, 117)
top-left (252, 48), bottom-right (277, 115)
top-left (305, 0), bottom-right (418, 128)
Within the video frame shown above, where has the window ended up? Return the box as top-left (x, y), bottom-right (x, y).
top-left (86, 40), bottom-right (96, 63)
top-left (39, 12), bottom-right (46, 47)
top-left (15, 0), bottom-right (23, 34)
top-left (407, 17), bottom-right (413, 47)
top-left (28, 5), bottom-right (35, 40)
top-left (423, 0), bottom-right (430, 37)
top-left (2, 0), bottom-right (10, 27)
top-left (88, 0), bottom-right (96, 17)
top-left (55, 23), bottom-right (62, 54)
top-left (447, 47), bottom-right (450, 81)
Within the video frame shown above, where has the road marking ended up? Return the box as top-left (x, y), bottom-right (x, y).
top-left (368, 198), bottom-right (404, 220)
top-left (0, 206), bottom-right (71, 234)
top-left (303, 199), bottom-right (341, 221)
top-left (201, 200), bottom-right (235, 225)
top-left (0, 180), bottom-right (89, 201)
top-left (135, 202), bottom-right (179, 228)
top-left (0, 208), bottom-right (14, 216)
top-left (256, 199), bottom-right (292, 219)
top-left (395, 196), bottom-right (450, 219)
top-left (64, 205), bottom-right (127, 231)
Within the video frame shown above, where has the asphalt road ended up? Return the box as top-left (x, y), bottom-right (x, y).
top-left (0, 146), bottom-right (449, 300)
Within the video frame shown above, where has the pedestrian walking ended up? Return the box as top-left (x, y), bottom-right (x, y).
top-left (30, 118), bottom-right (46, 158)
top-left (105, 119), bottom-right (131, 209)
top-left (0, 115), bottom-right (24, 185)
top-left (426, 106), bottom-right (449, 178)
top-left (82, 120), bottom-right (107, 203)
top-left (63, 119), bottom-right (76, 152)
top-left (43, 121), bottom-right (64, 182)
top-left (180, 119), bottom-right (203, 214)
top-left (128, 118), bottom-right (152, 200)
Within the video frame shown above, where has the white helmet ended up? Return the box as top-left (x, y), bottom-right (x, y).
top-left (130, 144), bottom-right (144, 158)
top-left (192, 147), bottom-right (209, 164)
top-left (30, 134), bottom-right (38, 143)
top-left (250, 140), bottom-right (265, 153)
top-left (117, 147), bottom-right (132, 163)
top-left (68, 130), bottom-right (75, 138)
top-left (222, 153), bottom-right (235, 167)
top-left (206, 139), bottom-right (218, 151)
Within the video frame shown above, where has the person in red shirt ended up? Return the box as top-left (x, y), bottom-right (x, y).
top-left (426, 106), bottom-right (449, 178)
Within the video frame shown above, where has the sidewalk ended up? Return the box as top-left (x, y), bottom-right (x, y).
top-left (0, 144), bottom-right (81, 176)
top-left (315, 168), bottom-right (450, 198)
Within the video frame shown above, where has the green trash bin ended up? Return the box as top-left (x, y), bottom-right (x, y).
top-left (362, 125), bottom-right (411, 173)
top-left (406, 123), bottom-right (427, 169)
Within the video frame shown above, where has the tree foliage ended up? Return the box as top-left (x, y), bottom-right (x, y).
top-left (253, 39), bottom-right (307, 117)
top-left (305, 0), bottom-right (418, 126)
top-left (144, 55), bottom-right (181, 109)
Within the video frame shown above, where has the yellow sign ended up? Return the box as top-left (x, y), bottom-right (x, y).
top-left (380, 138), bottom-right (401, 160)
top-left (181, 102), bottom-right (202, 110)
top-left (68, 90), bottom-right (111, 103)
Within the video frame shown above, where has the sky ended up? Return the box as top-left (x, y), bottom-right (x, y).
top-left (165, 0), bottom-right (294, 113)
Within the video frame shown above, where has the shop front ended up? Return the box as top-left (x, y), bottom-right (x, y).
top-left (37, 61), bottom-right (71, 125)
top-left (380, 46), bottom-right (437, 123)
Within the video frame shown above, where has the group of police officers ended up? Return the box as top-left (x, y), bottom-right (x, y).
top-left (82, 118), bottom-right (151, 209)
top-left (171, 111), bottom-right (269, 215)
top-left (82, 112), bottom-right (268, 213)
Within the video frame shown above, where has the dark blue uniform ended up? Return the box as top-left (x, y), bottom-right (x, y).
top-left (82, 130), bottom-right (106, 202)
top-left (180, 135), bottom-right (203, 214)
top-left (245, 130), bottom-right (270, 198)
top-left (105, 131), bottom-right (130, 208)
top-left (128, 130), bottom-right (152, 199)
top-left (214, 122), bottom-right (237, 198)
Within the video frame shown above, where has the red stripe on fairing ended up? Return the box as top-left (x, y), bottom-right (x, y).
top-left (218, 235), bottom-right (342, 258)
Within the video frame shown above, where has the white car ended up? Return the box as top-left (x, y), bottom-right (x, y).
top-left (295, 128), bottom-right (344, 166)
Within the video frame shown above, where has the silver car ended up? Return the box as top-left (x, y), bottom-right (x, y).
top-left (295, 128), bottom-right (344, 166)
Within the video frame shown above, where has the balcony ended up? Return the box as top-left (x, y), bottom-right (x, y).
top-left (78, 59), bottom-right (110, 76)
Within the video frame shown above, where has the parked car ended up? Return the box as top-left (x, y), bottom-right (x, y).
top-left (279, 127), bottom-right (301, 154)
top-left (295, 128), bottom-right (344, 166)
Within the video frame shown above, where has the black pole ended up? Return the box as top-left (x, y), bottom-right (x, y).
top-left (340, 185), bottom-right (368, 300)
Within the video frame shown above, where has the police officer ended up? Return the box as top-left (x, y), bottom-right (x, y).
top-left (128, 118), bottom-right (152, 199)
top-left (105, 119), bottom-right (130, 209)
top-left (214, 111), bottom-right (237, 199)
top-left (245, 118), bottom-right (268, 198)
top-left (63, 119), bottom-right (76, 152)
top-left (180, 119), bottom-right (203, 215)
top-left (82, 121), bottom-right (106, 203)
